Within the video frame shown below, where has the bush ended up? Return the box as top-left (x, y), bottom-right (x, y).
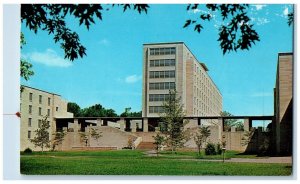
top-left (23, 147), bottom-right (33, 154)
top-left (216, 143), bottom-right (222, 155)
top-left (205, 143), bottom-right (217, 155)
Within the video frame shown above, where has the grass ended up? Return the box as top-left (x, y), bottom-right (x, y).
top-left (159, 150), bottom-right (267, 159)
top-left (20, 150), bottom-right (292, 175)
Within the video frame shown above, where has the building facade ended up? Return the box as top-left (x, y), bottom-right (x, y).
top-left (20, 85), bottom-right (73, 151)
top-left (142, 42), bottom-right (222, 118)
top-left (273, 53), bottom-right (293, 155)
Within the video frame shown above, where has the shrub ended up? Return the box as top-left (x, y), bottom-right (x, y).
top-left (205, 143), bottom-right (217, 155)
top-left (23, 147), bottom-right (33, 154)
top-left (216, 143), bottom-right (222, 155)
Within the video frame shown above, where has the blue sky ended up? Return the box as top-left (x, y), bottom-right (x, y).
top-left (21, 4), bottom-right (293, 116)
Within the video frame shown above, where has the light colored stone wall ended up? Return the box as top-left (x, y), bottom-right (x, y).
top-left (274, 53), bottom-right (293, 154)
top-left (58, 126), bottom-right (138, 150)
top-left (20, 86), bottom-right (73, 151)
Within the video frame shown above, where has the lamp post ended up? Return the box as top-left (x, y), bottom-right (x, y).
top-left (222, 147), bottom-right (226, 163)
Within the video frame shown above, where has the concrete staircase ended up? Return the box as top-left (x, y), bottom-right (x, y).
top-left (136, 142), bottom-right (155, 150)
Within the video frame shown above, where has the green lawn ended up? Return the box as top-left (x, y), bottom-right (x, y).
top-left (20, 150), bottom-right (292, 175)
top-left (159, 150), bottom-right (268, 159)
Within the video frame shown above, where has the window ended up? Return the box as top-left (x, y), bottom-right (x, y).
top-left (39, 95), bottom-right (42, 104)
top-left (149, 47), bottom-right (176, 55)
top-left (28, 118), bottom-right (32, 127)
top-left (149, 59), bottom-right (176, 67)
top-left (29, 105), bottom-right (32, 114)
top-left (149, 106), bottom-right (165, 113)
top-left (47, 109), bottom-right (50, 116)
top-left (149, 94), bottom-right (175, 102)
top-left (39, 107), bottom-right (42, 116)
top-left (29, 93), bottom-right (33, 102)
top-left (28, 131), bottom-right (31, 139)
top-left (38, 119), bottom-right (42, 128)
top-left (48, 97), bottom-right (51, 106)
top-left (149, 71), bottom-right (175, 79)
top-left (56, 107), bottom-right (59, 112)
top-left (149, 82), bottom-right (176, 90)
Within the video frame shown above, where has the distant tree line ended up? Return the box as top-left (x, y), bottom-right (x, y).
top-left (67, 102), bottom-right (142, 117)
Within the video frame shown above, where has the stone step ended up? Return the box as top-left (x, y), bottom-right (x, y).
top-left (136, 142), bottom-right (155, 150)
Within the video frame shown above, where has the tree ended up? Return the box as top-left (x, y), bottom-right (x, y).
top-left (184, 4), bottom-right (260, 55)
top-left (90, 127), bottom-right (102, 141)
top-left (21, 4), bottom-right (149, 61)
top-left (30, 116), bottom-right (51, 152)
top-left (52, 130), bottom-right (67, 151)
top-left (67, 102), bottom-right (81, 117)
top-left (20, 32), bottom-right (34, 81)
top-left (160, 90), bottom-right (189, 154)
top-left (241, 128), bottom-right (255, 146)
top-left (194, 126), bottom-right (211, 155)
top-left (153, 133), bottom-right (165, 156)
top-left (80, 104), bottom-right (117, 117)
top-left (120, 107), bottom-right (142, 117)
top-left (221, 111), bottom-right (244, 131)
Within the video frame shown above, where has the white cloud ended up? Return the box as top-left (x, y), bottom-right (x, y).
top-left (251, 17), bottom-right (270, 26)
top-left (193, 9), bottom-right (201, 14)
top-left (25, 49), bottom-right (72, 67)
top-left (125, 75), bottom-right (142, 84)
top-left (283, 7), bottom-right (289, 16)
top-left (252, 5), bottom-right (267, 11)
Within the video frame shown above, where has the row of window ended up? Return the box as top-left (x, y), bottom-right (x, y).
top-left (29, 93), bottom-right (51, 105)
top-left (149, 70), bottom-right (175, 78)
top-left (149, 94), bottom-right (175, 102)
top-left (27, 130), bottom-right (50, 139)
top-left (28, 118), bottom-right (50, 128)
top-left (149, 47), bottom-right (176, 55)
top-left (149, 82), bottom-right (175, 90)
top-left (149, 106), bottom-right (165, 113)
top-left (150, 59), bottom-right (176, 67)
top-left (28, 105), bottom-right (58, 115)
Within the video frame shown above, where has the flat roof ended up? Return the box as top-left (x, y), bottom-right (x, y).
top-left (143, 42), bottom-right (184, 45)
top-left (278, 52), bottom-right (293, 56)
top-left (21, 85), bottom-right (61, 96)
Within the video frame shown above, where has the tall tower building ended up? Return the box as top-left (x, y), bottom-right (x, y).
top-left (142, 42), bottom-right (222, 118)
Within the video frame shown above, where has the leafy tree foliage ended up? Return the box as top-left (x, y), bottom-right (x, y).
top-left (184, 4), bottom-right (260, 54)
top-left (67, 103), bottom-right (118, 117)
top-left (21, 4), bottom-right (149, 61)
top-left (52, 130), bottom-right (67, 151)
top-left (160, 90), bottom-right (189, 153)
top-left (153, 133), bottom-right (165, 156)
top-left (90, 127), bottom-right (102, 141)
top-left (241, 128), bottom-right (255, 146)
top-left (221, 111), bottom-right (244, 131)
top-left (20, 32), bottom-right (34, 81)
top-left (120, 107), bottom-right (142, 117)
top-left (194, 126), bottom-right (211, 155)
top-left (30, 116), bottom-right (51, 152)
top-left (80, 104), bottom-right (117, 117)
top-left (288, 13), bottom-right (294, 26)
top-left (67, 102), bottom-right (81, 117)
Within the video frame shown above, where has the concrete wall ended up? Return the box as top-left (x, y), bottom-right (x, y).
top-left (274, 53), bottom-right (293, 155)
top-left (57, 126), bottom-right (138, 151)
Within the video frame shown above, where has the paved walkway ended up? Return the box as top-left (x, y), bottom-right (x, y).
top-left (144, 150), bottom-right (292, 164)
top-left (228, 157), bottom-right (292, 164)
